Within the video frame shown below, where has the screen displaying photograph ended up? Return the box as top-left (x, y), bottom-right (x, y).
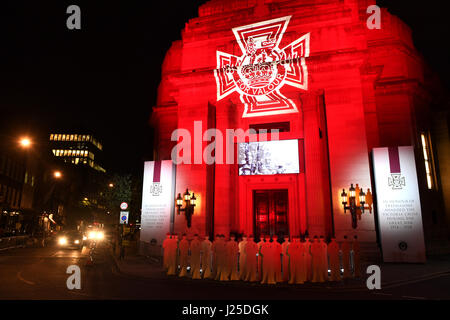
top-left (238, 139), bottom-right (300, 176)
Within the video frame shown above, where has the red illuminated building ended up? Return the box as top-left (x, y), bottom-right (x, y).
top-left (152, 0), bottom-right (450, 256)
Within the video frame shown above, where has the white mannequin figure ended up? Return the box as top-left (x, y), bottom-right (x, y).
top-left (190, 234), bottom-right (202, 279)
top-left (311, 236), bottom-right (323, 283)
top-left (328, 237), bottom-right (341, 281)
top-left (227, 235), bottom-right (239, 281)
top-left (166, 234), bottom-right (178, 276)
top-left (341, 235), bottom-right (352, 279)
top-left (244, 236), bottom-right (258, 282)
top-left (256, 235), bottom-right (265, 281)
top-left (352, 235), bottom-right (361, 278)
top-left (238, 235), bottom-right (248, 280)
top-left (287, 237), bottom-right (301, 284)
top-left (219, 235), bottom-right (230, 281)
top-left (162, 233), bottom-right (171, 271)
top-left (272, 235), bottom-right (282, 283)
top-left (178, 234), bottom-right (189, 277)
top-left (319, 236), bottom-right (329, 281)
top-left (201, 235), bottom-right (212, 279)
top-left (304, 236), bottom-right (312, 281)
top-left (281, 236), bottom-right (290, 282)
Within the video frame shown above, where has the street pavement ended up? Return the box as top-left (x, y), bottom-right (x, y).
top-left (1, 244), bottom-right (450, 300)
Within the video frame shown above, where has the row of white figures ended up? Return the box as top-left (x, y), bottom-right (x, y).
top-left (162, 234), bottom-right (361, 284)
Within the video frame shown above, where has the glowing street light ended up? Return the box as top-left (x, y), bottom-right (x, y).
top-left (54, 171), bottom-right (62, 178)
top-left (19, 137), bottom-right (32, 148)
top-left (108, 183), bottom-right (114, 188)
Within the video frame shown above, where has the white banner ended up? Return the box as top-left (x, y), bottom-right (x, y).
top-left (140, 160), bottom-right (175, 246)
top-left (372, 146), bottom-right (426, 262)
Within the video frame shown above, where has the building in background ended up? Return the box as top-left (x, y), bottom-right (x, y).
top-left (49, 133), bottom-right (105, 173)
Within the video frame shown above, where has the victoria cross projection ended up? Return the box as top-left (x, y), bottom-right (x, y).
top-left (214, 16), bottom-right (310, 118)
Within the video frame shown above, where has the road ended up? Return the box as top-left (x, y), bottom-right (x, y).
top-left (0, 245), bottom-right (449, 300)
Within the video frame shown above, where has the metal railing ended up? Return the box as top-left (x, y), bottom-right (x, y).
top-left (0, 235), bottom-right (30, 251)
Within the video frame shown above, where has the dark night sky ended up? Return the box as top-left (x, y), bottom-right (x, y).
top-left (0, 0), bottom-right (448, 175)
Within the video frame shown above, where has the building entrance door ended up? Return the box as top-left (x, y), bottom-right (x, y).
top-left (253, 189), bottom-right (288, 240)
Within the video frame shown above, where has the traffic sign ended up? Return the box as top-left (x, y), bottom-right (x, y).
top-left (120, 202), bottom-right (128, 210)
top-left (120, 211), bottom-right (129, 224)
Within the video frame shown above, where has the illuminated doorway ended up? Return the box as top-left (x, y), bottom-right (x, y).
top-left (253, 189), bottom-right (289, 240)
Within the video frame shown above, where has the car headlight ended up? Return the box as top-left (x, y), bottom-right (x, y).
top-left (97, 232), bottom-right (104, 240)
top-left (83, 236), bottom-right (87, 241)
top-left (74, 240), bottom-right (80, 244)
top-left (88, 231), bottom-right (96, 239)
top-left (59, 237), bottom-right (67, 245)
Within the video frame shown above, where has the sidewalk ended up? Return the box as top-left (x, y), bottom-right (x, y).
top-left (111, 252), bottom-right (450, 289)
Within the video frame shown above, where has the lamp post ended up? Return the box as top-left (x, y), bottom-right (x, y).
top-left (341, 183), bottom-right (369, 229)
top-left (176, 188), bottom-right (196, 228)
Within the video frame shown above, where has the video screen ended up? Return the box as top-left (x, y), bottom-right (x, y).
top-left (238, 139), bottom-right (300, 175)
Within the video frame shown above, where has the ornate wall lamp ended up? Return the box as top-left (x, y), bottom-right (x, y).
top-left (341, 184), bottom-right (372, 229)
top-left (176, 188), bottom-right (196, 228)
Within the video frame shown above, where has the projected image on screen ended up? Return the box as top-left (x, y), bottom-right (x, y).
top-left (238, 139), bottom-right (300, 176)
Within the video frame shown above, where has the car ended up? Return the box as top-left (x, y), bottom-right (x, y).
top-left (57, 230), bottom-right (84, 250)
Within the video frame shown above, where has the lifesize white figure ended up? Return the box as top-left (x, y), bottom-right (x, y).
top-left (211, 234), bottom-right (220, 279)
top-left (341, 235), bottom-right (352, 279)
top-left (320, 236), bottom-right (329, 281)
top-left (244, 236), bottom-right (258, 282)
top-left (227, 235), bottom-right (240, 281)
top-left (260, 236), bottom-right (277, 284)
top-left (287, 237), bottom-right (301, 284)
top-left (162, 233), bottom-right (171, 271)
top-left (281, 236), bottom-right (290, 282)
top-left (178, 234), bottom-right (190, 277)
top-left (328, 238), bottom-right (341, 281)
top-left (256, 236), bottom-right (265, 281)
top-left (272, 235), bottom-right (282, 283)
top-left (310, 236), bottom-right (323, 283)
top-left (352, 235), bottom-right (361, 278)
top-left (238, 235), bottom-right (248, 280)
top-left (166, 234), bottom-right (178, 276)
top-left (201, 235), bottom-right (212, 279)
top-left (190, 234), bottom-right (202, 279)
top-left (219, 235), bottom-right (230, 281)
top-left (304, 236), bottom-right (312, 281)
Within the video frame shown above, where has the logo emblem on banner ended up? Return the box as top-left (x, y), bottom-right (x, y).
top-left (387, 147), bottom-right (406, 190)
top-left (214, 16), bottom-right (310, 118)
top-left (150, 182), bottom-right (162, 196)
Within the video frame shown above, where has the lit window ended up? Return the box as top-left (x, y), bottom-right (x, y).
top-left (421, 132), bottom-right (436, 190)
top-left (64, 150), bottom-right (68, 156)
top-left (58, 134), bottom-right (62, 141)
top-left (82, 135), bottom-right (86, 141)
top-left (50, 134), bottom-right (54, 141)
top-left (62, 134), bottom-right (66, 141)
top-left (70, 135), bottom-right (74, 141)
top-left (75, 158), bottom-right (79, 164)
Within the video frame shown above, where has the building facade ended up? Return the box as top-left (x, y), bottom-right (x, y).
top-left (152, 0), bottom-right (449, 254)
top-left (49, 133), bottom-right (105, 172)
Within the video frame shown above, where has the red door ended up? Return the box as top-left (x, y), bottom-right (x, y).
top-left (253, 190), bottom-right (288, 240)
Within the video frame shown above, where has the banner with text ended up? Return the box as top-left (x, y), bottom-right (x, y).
top-left (140, 160), bottom-right (175, 246)
top-left (372, 146), bottom-right (426, 262)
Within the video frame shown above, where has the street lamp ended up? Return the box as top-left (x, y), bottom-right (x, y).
top-left (19, 137), bottom-right (32, 148)
top-left (108, 183), bottom-right (114, 188)
top-left (54, 171), bottom-right (62, 178)
top-left (176, 188), bottom-right (196, 228)
top-left (341, 183), bottom-right (370, 229)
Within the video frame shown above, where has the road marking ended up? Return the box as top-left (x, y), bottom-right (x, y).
top-left (372, 292), bottom-right (392, 296)
top-left (17, 271), bottom-right (35, 285)
top-left (402, 295), bottom-right (427, 300)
